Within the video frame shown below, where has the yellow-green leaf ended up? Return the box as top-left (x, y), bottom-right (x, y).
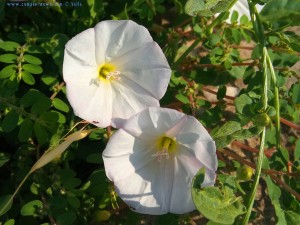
top-left (0, 54), bottom-right (18, 63)
top-left (22, 64), bottom-right (43, 74)
top-left (52, 98), bottom-right (69, 113)
top-left (0, 41), bottom-right (20, 51)
top-left (0, 65), bottom-right (16, 79)
top-left (0, 195), bottom-right (13, 216)
top-left (21, 71), bottom-right (35, 85)
top-left (23, 54), bottom-right (42, 65)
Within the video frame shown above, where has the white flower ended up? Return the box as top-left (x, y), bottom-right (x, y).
top-left (63, 20), bottom-right (171, 128)
top-left (102, 107), bottom-right (217, 215)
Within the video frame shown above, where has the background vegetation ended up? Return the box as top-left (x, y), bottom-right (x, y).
top-left (0, 0), bottom-right (299, 224)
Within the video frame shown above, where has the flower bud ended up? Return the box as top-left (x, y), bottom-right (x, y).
top-left (253, 113), bottom-right (271, 127)
top-left (92, 210), bottom-right (111, 222)
top-left (236, 165), bottom-right (253, 181)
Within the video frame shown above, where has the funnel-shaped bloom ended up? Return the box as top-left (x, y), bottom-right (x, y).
top-left (63, 20), bottom-right (171, 128)
top-left (102, 107), bottom-right (217, 215)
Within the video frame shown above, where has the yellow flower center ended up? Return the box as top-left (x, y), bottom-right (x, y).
top-left (98, 64), bottom-right (121, 81)
top-left (153, 136), bottom-right (177, 162)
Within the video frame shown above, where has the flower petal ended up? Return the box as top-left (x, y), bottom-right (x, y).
top-left (177, 145), bottom-right (217, 187)
top-left (177, 141), bottom-right (217, 175)
top-left (172, 115), bottom-right (214, 142)
top-left (168, 156), bottom-right (197, 213)
top-left (119, 107), bottom-right (185, 139)
top-left (94, 20), bottom-right (153, 64)
top-left (111, 42), bottom-right (171, 99)
top-left (111, 156), bottom-right (175, 215)
top-left (64, 28), bottom-right (97, 69)
top-left (113, 163), bottom-right (166, 215)
top-left (66, 80), bottom-right (112, 127)
top-left (103, 129), bottom-right (156, 182)
top-left (63, 55), bottom-right (98, 83)
top-left (110, 78), bottom-right (162, 128)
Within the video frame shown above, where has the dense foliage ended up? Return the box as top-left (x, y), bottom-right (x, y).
top-left (0, 0), bottom-right (299, 224)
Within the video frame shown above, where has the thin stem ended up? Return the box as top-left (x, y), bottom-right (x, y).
top-left (242, 128), bottom-right (266, 225)
top-left (242, 1), bottom-right (268, 220)
top-left (172, 38), bottom-right (202, 69)
top-left (50, 81), bottom-right (65, 100)
top-left (266, 52), bottom-right (281, 148)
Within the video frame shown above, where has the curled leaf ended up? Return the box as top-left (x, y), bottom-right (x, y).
top-left (31, 129), bottom-right (94, 172)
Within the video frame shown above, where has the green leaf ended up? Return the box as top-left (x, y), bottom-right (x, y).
top-left (0, 65), bottom-right (17, 79)
top-left (20, 89), bottom-right (46, 108)
top-left (295, 139), bottom-right (300, 161)
top-left (41, 74), bottom-right (58, 85)
top-left (23, 54), bottom-right (42, 65)
top-left (175, 93), bottom-right (189, 104)
top-left (260, 0), bottom-right (300, 28)
top-left (231, 28), bottom-right (242, 44)
top-left (207, 221), bottom-right (227, 225)
top-left (185, 0), bottom-right (235, 17)
top-left (2, 110), bottom-right (19, 133)
top-left (265, 176), bottom-right (287, 224)
top-left (0, 41), bottom-right (20, 51)
top-left (21, 71), bottom-right (35, 85)
top-left (67, 196), bottom-right (80, 210)
top-left (56, 211), bottom-right (76, 225)
top-left (41, 33), bottom-right (69, 71)
top-left (209, 33), bottom-right (221, 46)
top-left (212, 120), bottom-right (264, 148)
top-left (18, 118), bottom-right (33, 142)
top-left (192, 185), bottom-right (245, 224)
top-left (212, 121), bottom-right (241, 139)
top-left (34, 122), bottom-right (49, 145)
top-left (40, 111), bottom-right (59, 123)
top-left (0, 54), bottom-right (18, 63)
top-left (20, 200), bottom-right (43, 216)
top-left (4, 219), bottom-right (15, 225)
top-left (291, 83), bottom-right (300, 104)
top-left (31, 98), bottom-right (52, 115)
top-left (87, 0), bottom-right (105, 19)
top-left (0, 195), bottom-right (13, 216)
top-left (25, 44), bottom-right (45, 54)
top-left (217, 85), bottom-right (226, 100)
top-left (52, 98), bottom-right (69, 113)
top-left (235, 93), bottom-right (253, 115)
top-left (7, 32), bottom-right (26, 42)
top-left (285, 211), bottom-right (300, 225)
top-left (230, 10), bottom-right (238, 23)
top-left (87, 169), bottom-right (108, 196)
top-left (52, 110), bottom-right (66, 123)
top-left (0, 152), bottom-right (10, 167)
top-left (22, 64), bottom-right (43, 74)
top-left (63, 177), bottom-right (81, 189)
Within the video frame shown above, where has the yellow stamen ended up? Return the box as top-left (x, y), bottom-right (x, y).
top-left (98, 64), bottom-right (121, 81)
top-left (153, 136), bottom-right (177, 162)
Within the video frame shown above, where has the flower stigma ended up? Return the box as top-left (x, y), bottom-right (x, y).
top-left (153, 136), bottom-right (177, 162)
top-left (98, 64), bottom-right (121, 81)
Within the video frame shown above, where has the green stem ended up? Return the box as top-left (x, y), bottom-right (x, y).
top-left (266, 53), bottom-right (281, 149)
top-left (242, 0), bottom-right (268, 220)
top-left (172, 38), bottom-right (202, 69)
top-left (248, 0), bottom-right (265, 46)
top-left (242, 127), bottom-right (266, 224)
